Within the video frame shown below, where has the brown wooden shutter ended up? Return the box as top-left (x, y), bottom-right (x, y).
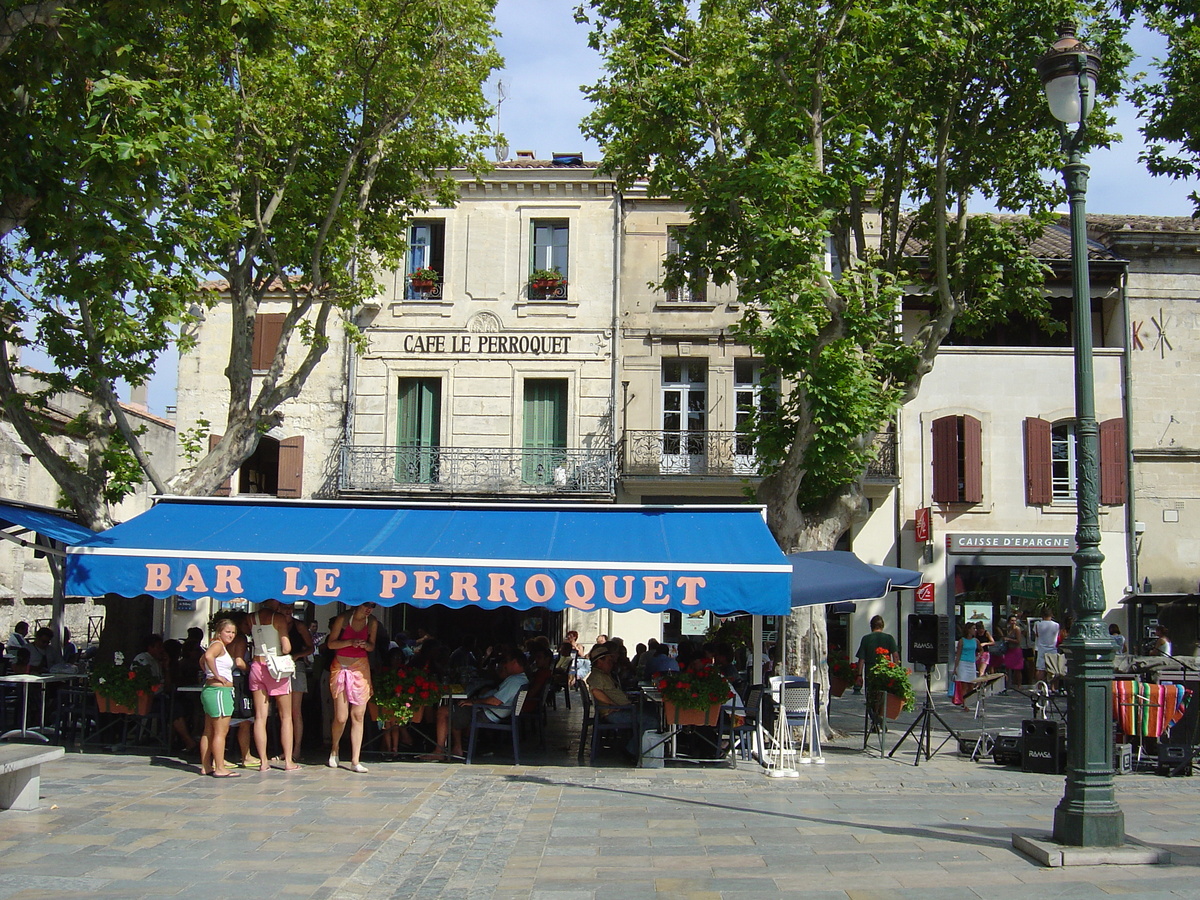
top-left (208, 433), bottom-right (232, 497)
top-left (251, 313), bottom-right (285, 371)
top-left (1023, 417), bottom-right (1052, 505)
top-left (277, 436), bottom-right (305, 499)
top-left (931, 415), bottom-right (958, 503)
top-left (1099, 418), bottom-right (1126, 505)
top-left (961, 415), bottom-right (983, 503)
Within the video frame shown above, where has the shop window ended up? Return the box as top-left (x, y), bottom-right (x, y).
top-left (1024, 417), bottom-right (1126, 505)
top-left (931, 414), bottom-right (982, 503)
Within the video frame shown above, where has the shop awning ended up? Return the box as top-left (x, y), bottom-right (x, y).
top-left (788, 550), bottom-right (921, 607)
top-left (0, 500), bottom-right (95, 549)
top-left (64, 498), bottom-right (793, 615)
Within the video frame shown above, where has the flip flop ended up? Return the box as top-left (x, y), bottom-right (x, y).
top-left (417, 752), bottom-right (447, 762)
top-left (210, 771), bottom-right (241, 778)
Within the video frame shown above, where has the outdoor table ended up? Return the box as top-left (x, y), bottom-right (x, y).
top-left (0, 673), bottom-right (85, 743)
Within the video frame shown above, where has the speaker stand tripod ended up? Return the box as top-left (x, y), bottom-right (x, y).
top-left (888, 666), bottom-right (960, 766)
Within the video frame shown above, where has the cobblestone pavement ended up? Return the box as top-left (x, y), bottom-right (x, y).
top-left (0, 688), bottom-right (1196, 899)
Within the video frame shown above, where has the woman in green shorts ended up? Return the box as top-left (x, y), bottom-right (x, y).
top-left (199, 618), bottom-right (242, 777)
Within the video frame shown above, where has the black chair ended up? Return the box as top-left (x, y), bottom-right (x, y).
top-left (465, 686), bottom-right (530, 765)
top-left (731, 685), bottom-right (764, 761)
top-left (53, 685), bottom-right (94, 748)
top-left (580, 682), bottom-right (635, 765)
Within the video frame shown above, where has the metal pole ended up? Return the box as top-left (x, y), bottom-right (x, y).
top-left (1051, 116), bottom-right (1124, 847)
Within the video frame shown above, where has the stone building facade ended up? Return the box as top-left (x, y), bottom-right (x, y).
top-left (172, 158), bottom-right (1200, 667)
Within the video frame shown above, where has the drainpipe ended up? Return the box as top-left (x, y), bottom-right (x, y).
top-left (1118, 266), bottom-right (1136, 619)
top-left (610, 182), bottom-right (623, 503)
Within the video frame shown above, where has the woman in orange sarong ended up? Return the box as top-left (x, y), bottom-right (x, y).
top-left (327, 602), bottom-right (378, 774)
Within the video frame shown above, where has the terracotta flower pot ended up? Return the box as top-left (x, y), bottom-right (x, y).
top-left (884, 692), bottom-right (905, 720)
top-left (663, 699), bottom-right (721, 727)
top-left (95, 691), bottom-right (153, 716)
top-left (410, 280), bottom-right (434, 291)
top-left (829, 675), bottom-right (850, 698)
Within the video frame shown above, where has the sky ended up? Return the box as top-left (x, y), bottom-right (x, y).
top-left (125, 3), bottom-right (1200, 415)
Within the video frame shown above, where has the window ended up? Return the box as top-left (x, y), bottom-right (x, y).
top-left (396, 378), bottom-right (441, 484)
top-left (661, 359), bottom-right (707, 471)
top-left (208, 433), bottom-right (303, 498)
top-left (523, 379), bottom-right (567, 484)
top-left (251, 313), bottom-right (285, 371)
top-left (931, 414), bottom-right (982, 503)
top-left (405, 221), bottom-right (445, 299)
top-left (1050, 421), bottom-right (1077, 502)
top-left (530, 220), bottom-right (569, 298)
top-left (665, 226), bottom-right (707, 302)
top-left (1024, 417), bottom-right (1126, 505)
top-left (734, 360), bottom-right (776, 473)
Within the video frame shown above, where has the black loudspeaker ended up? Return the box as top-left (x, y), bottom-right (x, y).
top-left (1157, 744), bottom-right (1192, 777)
top-left (907, 614), bottom-right (949, 667)
top-left (1022, 719), bottom-right (1065, 774)
top-left (992, 730), bottom-right (1023, 766)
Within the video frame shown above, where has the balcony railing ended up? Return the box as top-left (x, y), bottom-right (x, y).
top-left (339, 445), bottom-right (615, 496)
top-left (621, 430), bottom-right (899, 480)
top-left (622, 431), bottom-right (760, 477)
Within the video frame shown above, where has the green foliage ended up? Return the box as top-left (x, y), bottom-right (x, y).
top-left (581, 0), bottom-right (1129, 539)
top-left (89, 661), bottom-right (162, 709)
top-left (0, 0), bottom-right (502, 515)
top-left (178, 418), bottom-right (212, 466)
top-left (865, 649), bottom-right (916, 711)
top-left (1131, 0), bottom-right (1200, 212)
top-left (652, 664), bottom-right (734, 711)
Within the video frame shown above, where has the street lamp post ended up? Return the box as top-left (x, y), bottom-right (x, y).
top-left (1036, 23), bottom-right (1124, 848)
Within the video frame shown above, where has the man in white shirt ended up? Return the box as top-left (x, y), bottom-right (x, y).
top-left (1032, 608), bottom-right (1060, 683)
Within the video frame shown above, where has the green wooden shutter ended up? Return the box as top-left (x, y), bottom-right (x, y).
top-left (523, 380), bottom-right (567, 483)
top-left (396, 378), bottom-right (441, 483)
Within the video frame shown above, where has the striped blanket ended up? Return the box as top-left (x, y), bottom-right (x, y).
top-left (1111, 680), bottom-right (1191, 738)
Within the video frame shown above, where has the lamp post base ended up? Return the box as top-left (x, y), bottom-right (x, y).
top-left (1052, 803), bottom-right (1125, 848)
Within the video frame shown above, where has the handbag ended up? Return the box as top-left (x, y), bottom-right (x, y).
top-left (265, 649), bottom-right (296, 680)
top-left (230, 668), bottom-right (254, 719)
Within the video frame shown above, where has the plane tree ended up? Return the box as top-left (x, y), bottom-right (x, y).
top-left (579, 0), bottom-right (1129, 680)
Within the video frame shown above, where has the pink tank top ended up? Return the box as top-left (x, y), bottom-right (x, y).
top-left (338, 620), bottom-right (370, 658)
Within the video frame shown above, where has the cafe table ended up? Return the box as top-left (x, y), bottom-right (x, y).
top-left (0, 673), bottom-right (85, 743)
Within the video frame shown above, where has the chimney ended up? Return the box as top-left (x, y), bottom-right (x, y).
top-left (516, 150), bottom-right (536, 160)
top-left (129, 384), bottom-right (148, 411)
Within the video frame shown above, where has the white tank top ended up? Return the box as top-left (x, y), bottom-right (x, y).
top-left (207, 648), bottom-right (234, 682)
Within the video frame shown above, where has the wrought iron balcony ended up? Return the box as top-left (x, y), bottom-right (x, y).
top-left (622, 431), bottom-right (760, 477)
top-left (339, 444), bottom-right (615, 496)
top-left (621, 429), bottom-right (898, 480)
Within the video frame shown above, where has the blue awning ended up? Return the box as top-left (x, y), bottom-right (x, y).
top-left (788, 550), bottom-right (922, 608)
top-left (64, 498), bottom-right (793, 615)
top-left (0, 500), bottom-right (95, 547)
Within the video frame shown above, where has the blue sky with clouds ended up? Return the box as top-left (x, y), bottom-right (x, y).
top-left (129, 3), bottom-right (1198, 415)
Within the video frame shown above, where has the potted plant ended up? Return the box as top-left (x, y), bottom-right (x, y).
top-left (864, 647), bottom-right (915, 719)
top-left (827, 653), bottom-right (857, 698)
top-left (89, 661), bottom-right (161, 715)
top-left (655, 664), bottom-right (732, 726)
top-left (529, 268), bottom-right (567, 296)
top-left (371, 666), bottom-right (442, 727)
top-left (408, 266), bottom-right (439, 291)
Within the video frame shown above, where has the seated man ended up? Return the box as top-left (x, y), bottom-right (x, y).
top-left (423, 648), bottom-right (529, 760)
top-left (27, 628), bottom-right (62, 674)
top-left (586, 643), bottom-right (633, 725)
